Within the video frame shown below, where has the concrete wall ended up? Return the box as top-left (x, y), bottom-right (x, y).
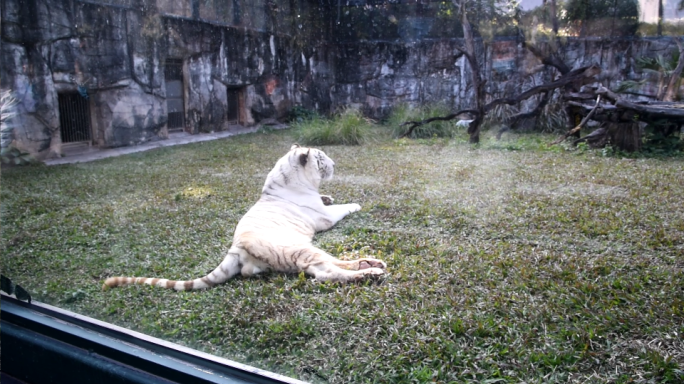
top-left (1, 0), bottom-right (681, 160)
top-left (331, 37), bottom-right (684, 120)
top-left (0, 0), bottom-right (331, 160)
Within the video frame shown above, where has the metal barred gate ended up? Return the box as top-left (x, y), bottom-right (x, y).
top-left (58, 93), bottom-right (92, 143)
top-left (165, 59), bottom-right (185, 132)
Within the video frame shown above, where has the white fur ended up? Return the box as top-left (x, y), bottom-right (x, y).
top-left (103, 144), bottom-right (386, 291)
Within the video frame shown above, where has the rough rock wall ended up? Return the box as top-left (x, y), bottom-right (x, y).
top-left (2, 0), bottom-right (681, 161)
top-left (0, 0), bottom-right (168, 157)
top-left (2, 0), bottom-right (70, 159)
top-left (0, 0), bottom-right (326, 159)
top-left (331, 37), bottom-right (684, 120)
top-left (333, 40), bottom-right (479, 118)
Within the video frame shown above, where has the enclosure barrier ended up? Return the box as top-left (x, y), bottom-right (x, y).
top-left (1, 294), bottom-right (307, 384)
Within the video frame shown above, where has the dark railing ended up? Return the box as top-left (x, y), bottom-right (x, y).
top-left (1, 295), bottom-right (307, 384)
top-left (58, 93), bottom-right (92, 143)
top-left (165, 59), bottom-right (185, 131)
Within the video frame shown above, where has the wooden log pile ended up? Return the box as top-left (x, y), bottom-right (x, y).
top-left (561, 85), bottom-right (684, 152)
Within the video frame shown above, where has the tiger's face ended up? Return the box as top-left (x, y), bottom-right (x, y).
top-left (291, 144), bottom-right (334, 181)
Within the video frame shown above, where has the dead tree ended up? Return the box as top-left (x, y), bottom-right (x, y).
top-left (561, 84), bottom-right (684, 152)
top-left (401, 0), bottom-right (601, 142)
top-left (663, 37), bottom-right (684, 102)
top-left (556, 37), bottom-right (684, 152)
top-left (401, 64), bottom-right (602, 140)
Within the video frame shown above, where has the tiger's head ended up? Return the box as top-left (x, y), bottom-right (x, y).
top-left (290, 143), bottom-right (334, 181)
top-left (262, 144), bottom-right (335, 194)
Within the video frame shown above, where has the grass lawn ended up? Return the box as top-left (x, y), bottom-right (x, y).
top-left (1, 129), bottom-right (683, 383)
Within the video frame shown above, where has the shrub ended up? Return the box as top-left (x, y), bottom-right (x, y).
top-left (295, 108), bottom-right (371, 146)
top-left (288, 105), bottom-right (319, 123)
top-left (536, 101), bottom-right (569, 133)
top-left (483, 103), bottom-right (517, 131)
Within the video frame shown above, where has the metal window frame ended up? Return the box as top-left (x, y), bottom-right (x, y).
top-left (1, 295), bottom-right (307, 384)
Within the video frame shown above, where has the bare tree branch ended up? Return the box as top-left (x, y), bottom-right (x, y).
top-left (663, 37), bottom-right (684, 102)
top-left (522, 40), bottom-right (570, 75)
top-left (400, 66), bottom-right (601, 138)
top-left (399, 109), bottom-right (479, 138)
top-left (550, 95), bottom-right (602, 145)
top-left (496, 92), bottom-right (551, 139)
top-left (484, 66), bottom-right (599, 113)
top-left (596, 85), bottom-right (684, 119)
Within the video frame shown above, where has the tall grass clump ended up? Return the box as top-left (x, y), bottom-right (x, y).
top-left (295, 108), bottom-right (371, 145)
top-left (536, 101), bottom-right (569, 133)
top-left (386, 103), bottom-right (462, 138)
top-left (482, 103), bottom-right (517, 130)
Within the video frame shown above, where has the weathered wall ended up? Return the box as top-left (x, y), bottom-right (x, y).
top-left (165, 19), bottom-right (332, 133)
top-left (0, 0), bottom-right (330, 159)
top-left (2, 0), bottom-right (681, 161)
top-left (331, 37), bottom-right (684, 120)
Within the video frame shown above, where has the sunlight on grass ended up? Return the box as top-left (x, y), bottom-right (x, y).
top-left (1, 130), bottom-right (683, 383)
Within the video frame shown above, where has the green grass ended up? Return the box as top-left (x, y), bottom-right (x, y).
top-left (2, 130), bottom-right (683, 383)
top-left (294, 108), bottom-right (373, 145)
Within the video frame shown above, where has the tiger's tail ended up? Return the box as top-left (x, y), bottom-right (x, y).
top-left (102, 252), bottom-right (240, 291)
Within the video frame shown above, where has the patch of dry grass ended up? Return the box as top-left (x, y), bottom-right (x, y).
top-left (1, 130), bottom-right (683, 383)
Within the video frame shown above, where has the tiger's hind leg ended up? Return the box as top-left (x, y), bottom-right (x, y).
top-left (323, 257), bottom-right (386, 271)
top-left (305, 262), bottom-right (385, 283)
top-left (289, 245), bottom-right (386, 283)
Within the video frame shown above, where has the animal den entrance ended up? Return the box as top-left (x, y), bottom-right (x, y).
top-left (58, 93), bottom-right (92, 144)
top-left (165, 58), bottom-right (185, 133)
top-left (226, 88), bottom-right (244, 124)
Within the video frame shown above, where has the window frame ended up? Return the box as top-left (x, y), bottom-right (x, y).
top-left (1, 294), bottom-right (306, 384)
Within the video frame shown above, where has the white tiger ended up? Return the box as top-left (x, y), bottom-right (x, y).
top-left (103, 144), bottom-right (387, 290)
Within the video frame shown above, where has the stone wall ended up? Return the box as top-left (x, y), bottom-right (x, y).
top-left (331, 37), bottom-right (684, 120)
top-left (1, 0), bottom-right (681, 161)
top-left (0, 0), bottom-right (330, 160)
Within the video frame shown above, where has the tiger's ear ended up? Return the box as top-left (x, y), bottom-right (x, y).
top-left (290, 143), bottom-right (301, 151)
top-left (299, 149), bottom-right (309, 167)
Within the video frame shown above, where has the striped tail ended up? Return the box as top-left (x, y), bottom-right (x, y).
top-left (102, 253), bottom-right (241, 291)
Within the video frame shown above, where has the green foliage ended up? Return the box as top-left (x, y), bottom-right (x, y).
top-left (288, 105), bottom-right (319, 123)
top-left (1, 147), bottom-right (35, 165)
top-left (294, 108), bottom-right (371, 146)
top-left (2, 130), bottom-right (683, 383)
top-left (616, 51), bottom-right (683, 95)
top-left (561, 0), bottom-right (640, 36)
top-left (386, 103), bottom-right (463, 139)
top-left (642, 124), bottom-right (683, 156)
top-left (483, 103), bottom-right (517, 130)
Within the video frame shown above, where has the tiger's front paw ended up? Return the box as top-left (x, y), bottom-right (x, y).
top-left (348, 203), bottom-right (361, 213)
top-left (358, 258), bottom-right (387, 270)
top-left (320, 195), bottom-right (334, 206)
top-left (354, 267), bottom-right (385, 281)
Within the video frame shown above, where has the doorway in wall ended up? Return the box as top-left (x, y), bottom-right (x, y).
top-left (165, 59), bottom-right (185, 133)
top-left (226, 88), bottom-right (244, 125)
top-left (58, 93), bottom-right (92, 144)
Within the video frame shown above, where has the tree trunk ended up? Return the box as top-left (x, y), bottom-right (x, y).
top-left (663, 38), bottom-right (684, 102)
top-left (657, 0), bottom-right (664, 36)
top-left (607, 122), bottom-right (642, 152)
top-left (456, 0), bottom-right (484, 144)
top-left (550, 0), bottom-right (558, 35)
